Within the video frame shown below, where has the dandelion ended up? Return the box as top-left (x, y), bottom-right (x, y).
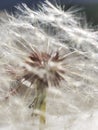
top-left (0, 1), bottom-right (98, 130)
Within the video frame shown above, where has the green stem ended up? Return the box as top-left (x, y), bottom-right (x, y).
top-left (39, 94), bottom-right (46, 130)
top-left (35, 80), bottom-right (47, 130)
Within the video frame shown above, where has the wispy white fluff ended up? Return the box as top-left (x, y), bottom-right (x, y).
top-left (0, 1), bottom-right (98, 130)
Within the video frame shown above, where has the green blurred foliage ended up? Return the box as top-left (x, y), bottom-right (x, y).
top-left (64, 4), bottom-right (98, 25)
top-left (84, 5), bottom-right (98, 25)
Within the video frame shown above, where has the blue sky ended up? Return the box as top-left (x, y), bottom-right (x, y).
top-left (0, 0), bottom-right (98, 10)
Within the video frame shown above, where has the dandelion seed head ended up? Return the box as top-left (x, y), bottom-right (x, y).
top-left (0, 0), bottom-right (98, 111)
top-left (0, 1), bottom-right (98, 130)
top-left (24, 50), bottom-right (66, 87)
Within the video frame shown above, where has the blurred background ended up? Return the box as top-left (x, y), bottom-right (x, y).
top-left (0, 0), bottom-right (98, 25)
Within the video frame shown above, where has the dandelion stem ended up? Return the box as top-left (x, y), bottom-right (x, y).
top-left (39, 94), bottom-right (46, 130)
top-left (35, 80), bottom-right (47, 130)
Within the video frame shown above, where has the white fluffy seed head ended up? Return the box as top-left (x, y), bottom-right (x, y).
top-left (0, 1), bottom-right (98, 130)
